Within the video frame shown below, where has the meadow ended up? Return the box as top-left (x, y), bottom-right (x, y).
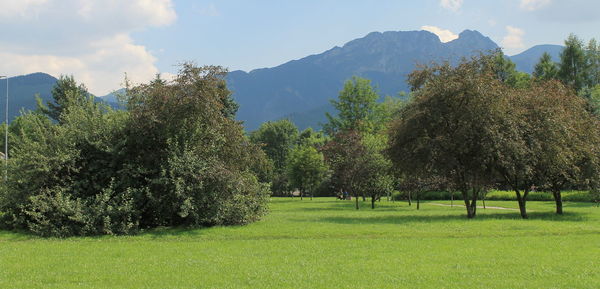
top-left (1, 198), bottom-right (599, 289)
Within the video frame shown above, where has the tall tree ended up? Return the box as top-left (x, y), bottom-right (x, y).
top-left (42, 75), bottom-right (90, 122)
top-left (491, 50), bottom-right (531, 88)
top-left (287, 144), bottom-right (328, 200)
top-left (389, 55), bottom-right (505, 218)
top-left (359, 134), bottom-right (394, 209)
top-left (533, 52), bottom-right (559, 81)
top-left (250, 119), bottom-right (299, 194)
top-left (530, 81), bottom-right (599, 214)
top-left (324, 77), bottom-right (380, 135)
top-left (558, 34), bottom-right (588, 93)
top-left (586, 39), bottom-right (600, 87)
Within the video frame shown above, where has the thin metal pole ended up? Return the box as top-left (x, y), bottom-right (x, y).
top-left (4, 76), bottom-right (7, 182)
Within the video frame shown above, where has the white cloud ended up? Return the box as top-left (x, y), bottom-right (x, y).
top-left (501, 26), bottom-right (525, 51)
top-left (440, 0), bottom-right (463, 12)
top-left (0, 0), bottom-right (176, 95)
top-left (520, 0), bottom-right (551, 11)
top-left (0, 0), bottom-right (48, 19)
top-left (421, 26), bottom-right (458, 43)
top-left (0, 35), bottom-right (159, 95)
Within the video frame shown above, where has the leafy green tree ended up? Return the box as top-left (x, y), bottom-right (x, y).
top-left (297, 127), bottom-right (327, 148)
top-left (123, 63), bottom-right (270, 227)
top-left (322, 131), bottom-right (366, 208)
top-left (494, 81), bottom-right (559, 218)
top-left (491, 50), bottom-right (531, 88)
top-left (324, 77), bottom-right (380, 135)
top-left (558, 34), bottom-right (588, 93)
top-left (589, 85), bottom-right (600, 117)
top-left (0, 63), bottom-right (270, 236)
top-left (42, 75), bottom-right (90, 122)
top-left (250, 119), bottom-right (299, 195)
top-left (586, 39), bottom-right (600, 87)
top-left (389, 55), bottom-right (506, 218)
top-left (529, 81), bottom-right (599, 214)
top-left (287, 144), bottom-right (328, 200)
top-left (373, 95), bottom-right (404, 130)
top-left (359, 134), bottom-right (394, 209)
top-left (533, 52), bottom-right (559, 81)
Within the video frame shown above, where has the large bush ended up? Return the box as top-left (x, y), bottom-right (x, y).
top-left (0, 65), bottom-right (270, 237)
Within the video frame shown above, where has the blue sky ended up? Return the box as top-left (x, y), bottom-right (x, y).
top-left (1, 0), bottom-right (599, 94)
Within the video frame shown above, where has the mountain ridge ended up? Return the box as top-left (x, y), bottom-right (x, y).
top-left (1, 30), bottom-right (564, 130)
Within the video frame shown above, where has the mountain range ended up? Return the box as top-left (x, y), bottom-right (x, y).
top-left (0, 29), bottom-right (563, 130)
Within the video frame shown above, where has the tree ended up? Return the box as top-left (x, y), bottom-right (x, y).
top-left (589, 85), bottom-right (600, 117)
top-left (1, 63), bottom-right (271, 236)
top-left (324, 77), bottom-right (380, 135)
top-left (359, 134), bottom-right (394, 209)
top-left (297, 127), bottom-right (327, 148)
top-left (558, 34), bottom-right (588, 93)
top-left (287, 145), bottom-right (328, 200)
top-left (491, 50), bottom-right (531, 88)
top-left (389, 55), bottom-right (506, 218)
top-left (529, 81), bottom-right (599, 214)
top-left (42, 75), bottom-right (90, 122)
top-left (322, 131), bottom-right (367, 209)
top-left (494, 82), bottom-right (555, 218)
top-left (533, 52), bottom-right (559, 81)
top-left (586, 39), bottom-right (600, 87)
top-left (250, 119), bottom-right (299, 195)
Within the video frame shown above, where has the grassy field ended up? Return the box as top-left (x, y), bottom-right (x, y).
top-left (1, 198), bottom-right (599, 289)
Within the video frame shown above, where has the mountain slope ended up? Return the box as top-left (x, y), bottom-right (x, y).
top-left (509, 44), bottom-right (563, 74)
top-left (0, 73), bottom-right (57, 123)
top-left (0, 73), bottom-right (123, 123)
top-left (228, 29), bottom-right (499, 130)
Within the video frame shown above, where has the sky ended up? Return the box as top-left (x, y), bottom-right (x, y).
top-left (1, 0), bottom-right (599, 95)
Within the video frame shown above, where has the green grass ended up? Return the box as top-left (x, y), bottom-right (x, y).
top-left (1, 198), bottom-right (599, 288)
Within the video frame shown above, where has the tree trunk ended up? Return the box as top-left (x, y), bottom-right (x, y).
top-left (362, 195), bottom-right (366, 202)
top-left (451, 191), bottom-right (454, 207)
top-left (416, 192), bottom-right (420, 210)
top-left (300, 191), bottom-right (303, 200)
top-left (371, 196), bottom-right (375, 209)
top-left (355, 193), bottom-right (359, 210)
top-left (470, 190), bottom-right (478, 218)
top-left (552, 190), bottom-right (563, 214)
top-left (515, 189), bottom-right (529, 219)
top-left (482, 192), bottom-right (486, 209)
top-left (462, 190), bottom-right (477, 218)
top-left (310, 191), bottom-right (313, 200)
top-left (407, 191), bottom-right (412, 206)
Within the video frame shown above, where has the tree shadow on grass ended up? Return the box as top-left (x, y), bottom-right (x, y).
top-left (311, 211), bottom-right (588, 225)
top-left (276, 199), bottom-right (412, 212)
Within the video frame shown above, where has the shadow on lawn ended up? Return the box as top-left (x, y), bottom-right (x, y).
top-left (311, 210), bottom-right (588, 225)
top-left (275, 198), bottom-right (408, 212)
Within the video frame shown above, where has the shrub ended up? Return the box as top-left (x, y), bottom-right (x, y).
top-left (0, 65), bottom-right (270, 237)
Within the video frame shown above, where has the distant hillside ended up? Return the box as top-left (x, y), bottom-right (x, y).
top-left (509, 44), bottom-right (563, 74)
top-left (0, 73), bottom-right (122, 123)
top-left (228, 29), bottom-right (499, 130)
top-left (99, 88), bottom-right (126, 103)
top-left (0, 73), bottom-right (57, 123)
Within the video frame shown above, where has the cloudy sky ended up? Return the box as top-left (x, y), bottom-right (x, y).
top-left (1, 0), bottom-right (599, 95)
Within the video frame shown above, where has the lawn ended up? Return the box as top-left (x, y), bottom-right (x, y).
top-left (1, 198), bottom-right (599, 289)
